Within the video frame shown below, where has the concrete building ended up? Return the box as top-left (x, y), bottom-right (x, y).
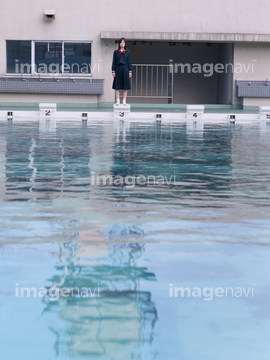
top-left (1, 0), bottom-right (270, 106)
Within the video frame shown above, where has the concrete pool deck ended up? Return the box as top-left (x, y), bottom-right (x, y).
top-left (0, 102), bottom-right (269, 123)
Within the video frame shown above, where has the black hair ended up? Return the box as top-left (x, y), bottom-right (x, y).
top-left (117, 37), bottom-right (128, 50)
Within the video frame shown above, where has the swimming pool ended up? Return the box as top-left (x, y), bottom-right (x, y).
top-left (0, 119), bottom-right (270, 360)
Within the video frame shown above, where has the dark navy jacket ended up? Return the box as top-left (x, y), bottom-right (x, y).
top-left (112, 50), bottom-right (132, 73)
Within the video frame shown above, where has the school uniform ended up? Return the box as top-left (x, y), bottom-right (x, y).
top-left (112, 49), bottom-right (132, 90)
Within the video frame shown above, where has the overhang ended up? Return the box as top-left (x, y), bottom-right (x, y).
top-left (101, 31), bottom-right (270, 43)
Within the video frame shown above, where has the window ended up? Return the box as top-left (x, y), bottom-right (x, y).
top-left (35, 42), bottom-right (62, 73)
top-left (6, 40), bottom-right (92, 75)
top-left (63, 43), bottom-right (91, 74)
top-left (6, 41), bottom-right (31, 74)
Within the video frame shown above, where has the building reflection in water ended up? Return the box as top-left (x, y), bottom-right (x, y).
top-left (2, 120), bottom-right (235, 358)
top-left (3, 120), bottom-right (234, 205)
top-left (42, 231), bottom-right (158, 359)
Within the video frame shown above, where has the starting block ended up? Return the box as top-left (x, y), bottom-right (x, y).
top-left (114, 104), bottom-right (130, 119)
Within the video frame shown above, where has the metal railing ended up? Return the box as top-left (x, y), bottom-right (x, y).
top-left (129, 64), bottom-right (173, 103)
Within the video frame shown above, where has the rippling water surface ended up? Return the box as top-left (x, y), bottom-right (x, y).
top-left (0, 119), bottom-right (270, 360)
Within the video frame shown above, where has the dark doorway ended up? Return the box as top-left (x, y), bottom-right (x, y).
top-left (127, 41), bottom-right (233, 105)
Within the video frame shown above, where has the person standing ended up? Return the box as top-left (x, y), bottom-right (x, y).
top-left (112, 38), bottom-right (132, 105)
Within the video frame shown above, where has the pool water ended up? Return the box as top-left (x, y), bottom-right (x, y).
top-left (0, 119), bottom-right (270, 360)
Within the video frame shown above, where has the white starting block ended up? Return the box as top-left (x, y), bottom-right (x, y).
top-left (39, 103), bottom-right (57, 118)
top-left (113, 104), bottom-right (130, 119)
top-left (259, 106), bottom-right (270, 120)
top-left (186, 105), bottom-right (204, 119)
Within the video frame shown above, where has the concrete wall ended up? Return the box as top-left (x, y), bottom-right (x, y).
top-left (217, 44), bottom-right (233, 105)
top-left (243, 98), bottom-right (270, 106)
top-left (0, 93), bottom-right (98, 103)
top-left (0, 0), bottom-right (117, 103)
top-left (1, 0), bottom-right (270, 104)
top-left (232, 42), bottom-right (270, 105)
top-left (3, 0), bottom-right (270, 37)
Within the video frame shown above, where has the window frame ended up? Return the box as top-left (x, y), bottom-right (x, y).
top-left (6, 40), bottom-right (93, 77)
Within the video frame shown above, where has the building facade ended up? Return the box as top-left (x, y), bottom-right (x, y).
top-left (1, 0), bottom-right (270, 106)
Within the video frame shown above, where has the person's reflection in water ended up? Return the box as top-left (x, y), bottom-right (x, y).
top-left (42, 228), bottom-right (158, 359)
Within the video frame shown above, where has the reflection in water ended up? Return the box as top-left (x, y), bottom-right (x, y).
top-left (2, 120), bottom-right (235, 204)
top-left (3, 120), bottom-right (270, 208)
top-left (43, 234), bottom-right (157, 359)
top-left (28, 138), bottom-right (37, 193)
top-left (1, 120), bottom-right (270, 360)
top-left (4, 121), bottom-right (94, 200)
